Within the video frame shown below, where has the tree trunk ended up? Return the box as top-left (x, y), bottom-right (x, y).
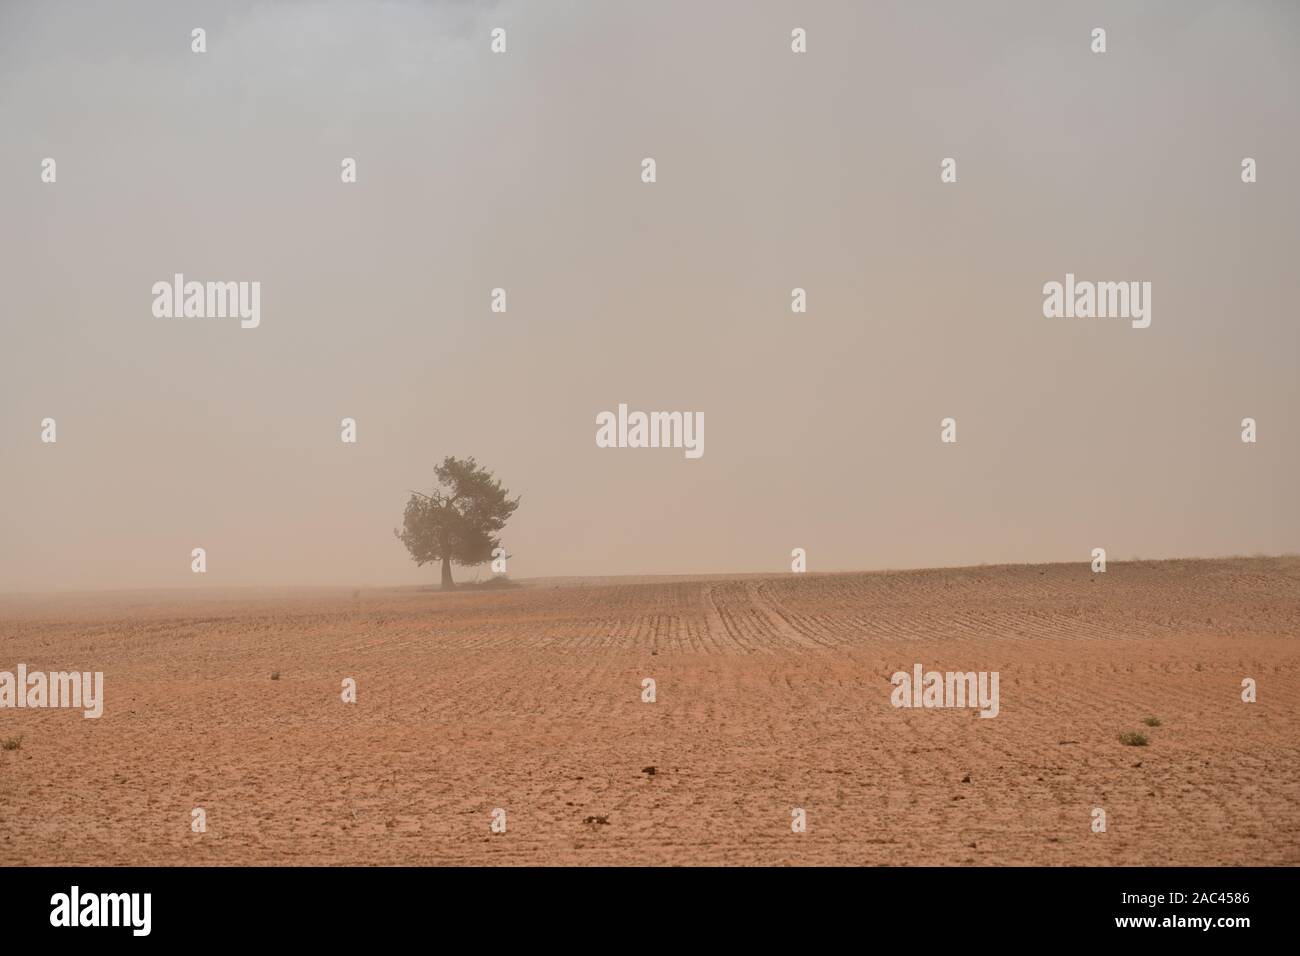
top-left (440, 555), bottom-right (454, 590)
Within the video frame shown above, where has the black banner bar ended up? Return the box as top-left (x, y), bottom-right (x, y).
top-left (0, 866), bottom-right (1281, 943)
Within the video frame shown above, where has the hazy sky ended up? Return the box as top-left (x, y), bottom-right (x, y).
top-left (2, 0), bottom-right (1298, 591)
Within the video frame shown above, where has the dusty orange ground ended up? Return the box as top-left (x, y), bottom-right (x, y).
top-left (1, 557), bottom-right (1297, 866)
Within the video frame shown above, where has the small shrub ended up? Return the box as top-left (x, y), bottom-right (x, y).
top-left (1119, 731), bottom-right (1149, 747)
top-left (1143, 716), bottom-right (1162, 727)
top-left (1, 737), bottom-right (22, 751)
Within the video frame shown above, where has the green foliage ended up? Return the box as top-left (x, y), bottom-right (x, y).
top-left (395, 457), bottom-right (520, 585)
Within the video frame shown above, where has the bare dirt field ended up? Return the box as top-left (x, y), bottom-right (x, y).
top-left (2, 557), bottom-right (1297, 866)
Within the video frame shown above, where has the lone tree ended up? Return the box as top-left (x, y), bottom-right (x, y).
top-left (394, 456), bottom-right (520, 589)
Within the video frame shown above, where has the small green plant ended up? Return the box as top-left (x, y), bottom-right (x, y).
top-left (1143, 716), bottom-right (1162, 727)
top-left (1119, 731), bottom-right (1149, 747)
top-left (1, 737), bottom-right (22, 751)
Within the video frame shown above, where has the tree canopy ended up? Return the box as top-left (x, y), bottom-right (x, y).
top-left (394, 456), bottom-right (520, 589)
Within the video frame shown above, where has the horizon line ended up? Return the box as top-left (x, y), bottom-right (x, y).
top-left (2, 551), bottom-right (1295, 600)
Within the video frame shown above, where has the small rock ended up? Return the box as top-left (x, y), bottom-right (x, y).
top-left (642, 766), bottom-right (657, 776)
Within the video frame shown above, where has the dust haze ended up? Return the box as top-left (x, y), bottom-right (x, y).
top-left (2, 0), bottom-right (1298, 592)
